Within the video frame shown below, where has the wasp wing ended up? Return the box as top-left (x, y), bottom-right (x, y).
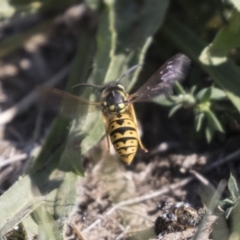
top-left (129, 54), bottom-right (191, 103)
top-left (38, 86), bottom-right (101, 118)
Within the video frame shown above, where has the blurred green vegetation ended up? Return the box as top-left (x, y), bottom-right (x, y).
top-left (219, 174), bottom-right (240, 237)
top-left (0, 0), bottom-right (240, 239)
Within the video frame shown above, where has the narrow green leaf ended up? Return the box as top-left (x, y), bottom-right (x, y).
top-left (174, 82), bottom-right (186, 95)
top-left (205, 124), bottom-right (215, 143)
top-left (28, 116), bottom-right (69, 174)
top-left (230, 202), bottom-right (240, 233)
top-left (35, 206), bottom-right (62, 240)
top-left (169, 104), bottom-right (183, 117)
top-left (58, 118), bottom-right (86, 175)
top-left (31, 32), bottom-right (95, 173)
top-left (229, 0), bottom-right (240, 11)
top-left (198, 179), bottom-right (226, 214)
top-left (54, 172), bottom-right (79, 219)
top-left (219, 199), bottom-right (233, 215)
top-left (194, 87), bottom-right (226, 102)
top-left (225, 207), bottom-right (234, 219)
top-left (0, 134), bottom-right (77, 239)
top-left (154, 95), bottom-right (177, 106)
top-left (200, 10), bottom-right (240, 65)
top-left (190, 85), bottom-right (197, 95)
top-left (196, 87), bottom-right (212, 103)
top-left (21, 216), bottom-right (38, 240)
top-left (205, 109), bottom-right (224, 133)
top-left (25, 148), bottom-right (79, 237)
top-left (210, 87), bottom-right (226, 100)
top-left (0, 176), bottom-right (45, 236)
top-left (222, 198), bottom-right (234, 204)
top-left (204, 108), bottom-right (224, 142)
top-left (195, 112), bottom-right (205, 132)
top-left (228, 174), bottom-right (239, 201)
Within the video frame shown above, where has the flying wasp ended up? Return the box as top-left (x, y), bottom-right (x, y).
top-left (40, 53), bottom-right (191, 164)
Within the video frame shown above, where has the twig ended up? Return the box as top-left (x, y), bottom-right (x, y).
top-left (72, 223), bottom-right (87, 240)
top-left (115, 226), bottom-right (130, 240)
top-left (203, 149), bottom-right (240, 172)
top-left (0, 64), bottom-right (70, 125)
top-left (82, 218), bottom-right (101, 234)
top-left (190, 170), bottom-right (216, 192)
top-left (118, 206), bottom-right (154, 222)
top-left (109, 177), bottom-right (193, 214)
top-left (0, 153), bottom-right (28, 168)
top-left (83, 148), bottom-right (240, 233)
top-left (148, 141), bottom-right (183, 156)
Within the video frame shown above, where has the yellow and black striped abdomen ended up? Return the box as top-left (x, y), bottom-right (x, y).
top-left (107, 113), bottom-right (138, 164)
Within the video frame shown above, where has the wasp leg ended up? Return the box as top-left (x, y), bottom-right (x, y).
top-left (128, 104), bottom-right (148, 152)
top-left (102, 114), bottom-right (110, 152)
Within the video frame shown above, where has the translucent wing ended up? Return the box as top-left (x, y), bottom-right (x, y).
top-left (128, 54), bottom-right (191, 103)
top-left (38, 86), bottom-right (102, 118)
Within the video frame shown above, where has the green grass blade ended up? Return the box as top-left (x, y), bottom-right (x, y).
top-left (200, 10), bottom-right (240, 65)
top-left (0, 176), bottom-right (45, 236)
top-left (169, 103), bottom-right (183, 117)
top-left (30, 32), bottom-right (95, 173)
top-left (53, 172), bottom-right (79, 219)
top-left (35, 205), bottom-right (62, 240)
top-left (195, 112), bottom-right (205, 132)
top-left (229, 0), bottom-right (240, 11)
top-left (21, 216), bottom-right (39, 239)
top-left (228, 174), bottom-right (239, 201)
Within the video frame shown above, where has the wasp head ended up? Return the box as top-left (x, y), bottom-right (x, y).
top-left (100, 83), bottom-right (128, 114)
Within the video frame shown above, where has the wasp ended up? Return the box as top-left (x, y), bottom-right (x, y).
top-left (40, 53), bottom-right (191, 164)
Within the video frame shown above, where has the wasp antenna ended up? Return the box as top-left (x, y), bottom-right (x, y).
top-left (116, 64), bottom-right (143, 83)
top-left (72, 83), bottom-right (101, 89)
